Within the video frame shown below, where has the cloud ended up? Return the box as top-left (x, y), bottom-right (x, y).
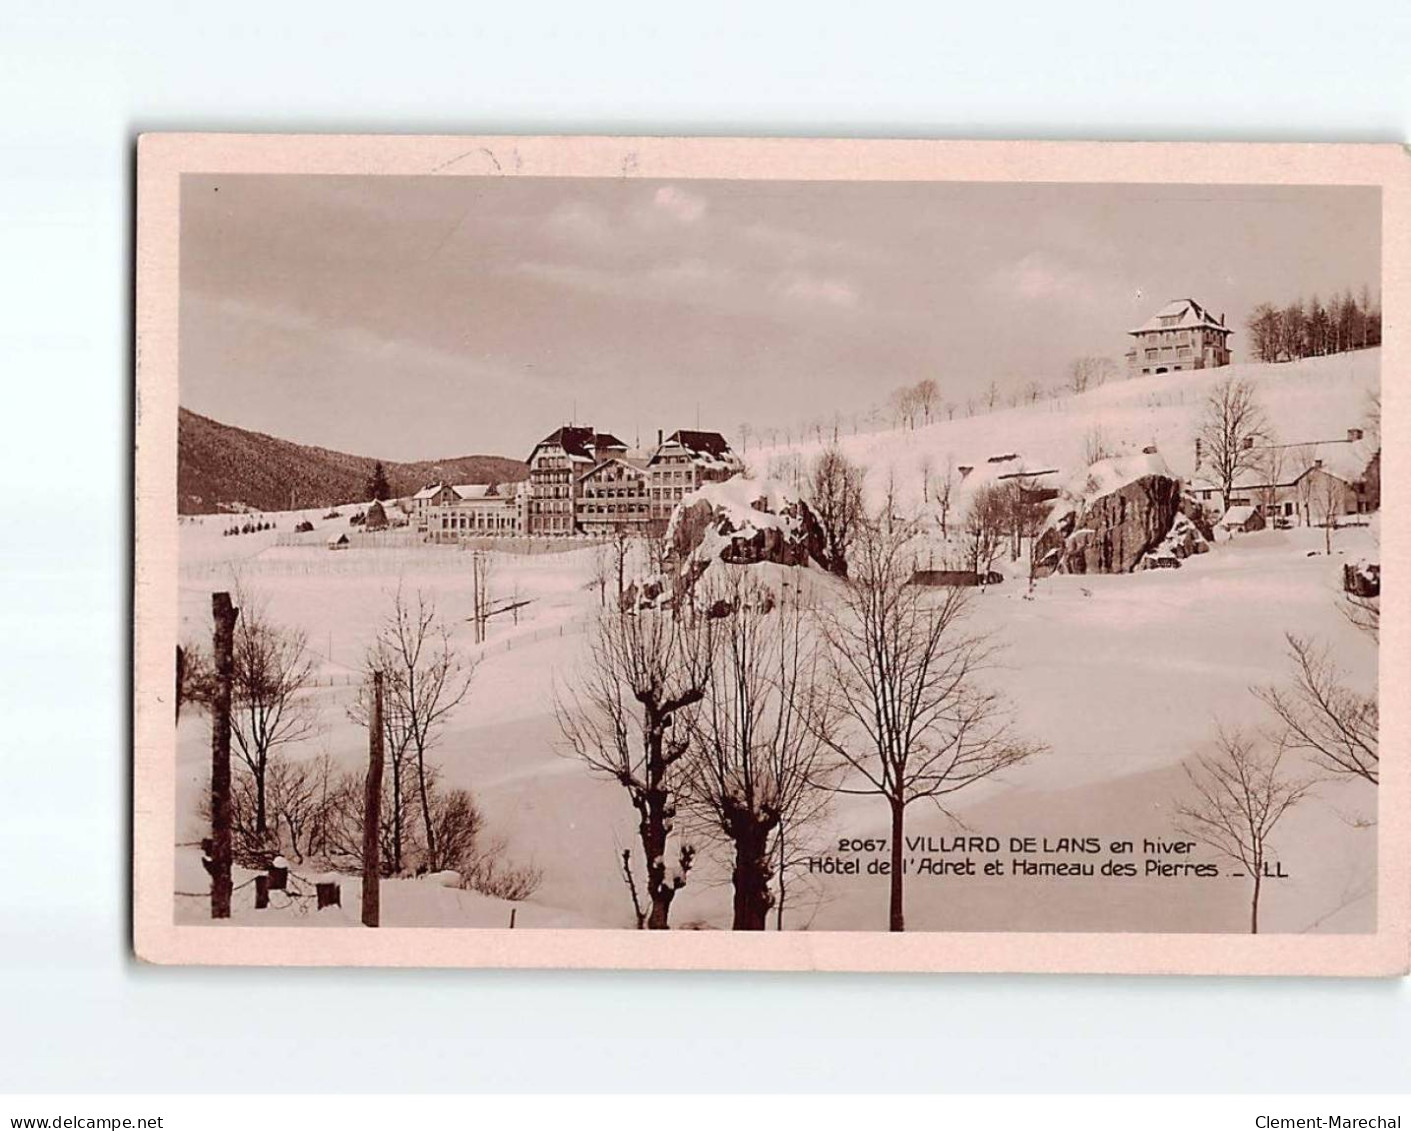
top-left (771, 270), bottom-right (859, 309)
top-left (543, 200), bottom-right (611, 247)
top-left (650, 185), bottom-right (708, 225)
top-left (986, 252), bottom-right (1120, 311)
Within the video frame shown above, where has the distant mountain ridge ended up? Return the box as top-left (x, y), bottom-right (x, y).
top-left (177, 407), bottom-right (527, 514)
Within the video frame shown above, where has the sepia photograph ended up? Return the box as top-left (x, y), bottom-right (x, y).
top-left (132, 136), bottom-right (1404, 972)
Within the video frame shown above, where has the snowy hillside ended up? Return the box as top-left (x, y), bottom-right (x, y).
top-left (746, 350), bottom-right (1380, 515)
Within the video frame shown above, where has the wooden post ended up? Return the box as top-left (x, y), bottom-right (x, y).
top-left (207, 591), bottom-right (239, 919)
top-left (254, 875), bottom-right (269, 910)
top-left (361, 670), bottom-right (385, 928)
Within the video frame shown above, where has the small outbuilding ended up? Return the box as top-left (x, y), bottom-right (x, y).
top-left (327, 532), bottom-right (350, 550)
top-left (1218, 504), bottom-right (1265, 535)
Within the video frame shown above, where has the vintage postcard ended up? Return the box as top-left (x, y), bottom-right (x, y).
top-left (134, 135), bottom-right (1407, 973)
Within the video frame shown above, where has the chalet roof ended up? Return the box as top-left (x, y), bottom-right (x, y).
top-left (412, 483), bottom-right (444, 500)
top-left (578, 456), bottom-right (649, 483)
top-left (1128, 298), bottom-right (1232, 337)
top-left (650, 429), bottom-right (740, 469)
top-left (532, 426), bottom-right (628, 463)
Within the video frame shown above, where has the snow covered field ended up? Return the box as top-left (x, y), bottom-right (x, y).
top-left (174, 353), bottom-right (1380, 934)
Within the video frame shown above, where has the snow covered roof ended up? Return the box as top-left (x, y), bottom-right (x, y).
top-left (412, 483), bottom-right (444, 501)
top-left (651, 429), bottom-right (742, 470)
top-left (530, 426), bottom-right (627, 463)
top-left (577, 456), bottom-right (649, 483)
top-left (1128, 298), bottom-right (1232, 337)
top-left (451, 483), bottom-right (495, 500)
top-left (1220, 505), bottom-right (1258, 526)
top-left (1194, 436), bottom-right (1377, 492)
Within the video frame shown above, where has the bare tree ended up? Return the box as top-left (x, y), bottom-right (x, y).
top-left (934, 457), bottom-right (956, 539)
top-left (1176, 728), bottom-right (1313, 933)
top-left (963, 484), bottom-right (1008, 578)
top-left (682, 577), bottom-right (833, 929)
top-left (1253, 444), bottom-right (1286, 526)
top-left (914, 378), bottom-right (939, 425)
top-left (556, 606), bottom-right (714, 929)
top-left (1255, 634), bottom-right (1378, 786)
top-left (228, 595), bottom-right (317, 838)
top-left (1067, 356), bottom-right (1113, 395)
top-left (806, 446), bottom-right (866, 577)
top-left (890, 385), bottom-right (918, 430)
top-left (372, 587), bottom-right (476, 872)
top-left (1198, 375), bottom-right (1270, 512)
top-left (814, 519), bottom-right (1041, 930)
top-left (1312, 473), bottom-right (1344, 555)
top-left (1289, 447), bottom-right (1317, 527)
top-left (1082, 424), bottom-right (1115, 468)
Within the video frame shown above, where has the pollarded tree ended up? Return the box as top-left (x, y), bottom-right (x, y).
top-left (228, 595), bottom-right (317, 838)
top-left (814, 517), bottom-right (1042, 931)
top-left (682, 576), bottom-right (833, 930)
top-left (556, 604), bottom-right (714, 929)
top-left (1176, 728), bottom-right (1313, 933)
top-left (1198, 374), bottom-right (1270, 512)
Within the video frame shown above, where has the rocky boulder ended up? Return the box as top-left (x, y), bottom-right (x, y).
top-left (1034, 453), bottom-right (1203, 576)
top-left (668, 479), bottom-right (835, 573)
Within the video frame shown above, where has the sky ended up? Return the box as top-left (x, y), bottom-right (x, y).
top-left (179, 176), bottom-right (1380, 462)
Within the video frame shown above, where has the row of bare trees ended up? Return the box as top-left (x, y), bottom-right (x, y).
top-left (1246, 289), bottom-right (1381, 364)
top-left (558, 504), bottom-right (1043, 932)
top-left (188, 586), bottom-right (540, 907)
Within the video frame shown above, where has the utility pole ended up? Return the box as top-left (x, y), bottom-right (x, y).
top-left (206, 591), bottom-right (239, 919)
top-left (361, 670), bottom-right (384, 928)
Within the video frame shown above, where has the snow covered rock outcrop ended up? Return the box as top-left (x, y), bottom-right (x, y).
top-left (624, 479), bottom-right (832, 609)
top-left (667, 478), bottom-right (834, 573)
top-left (1035, 452), bottom-right (1206, 576)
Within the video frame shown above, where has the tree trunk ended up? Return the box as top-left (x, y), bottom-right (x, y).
top-left (254, 755), bottom-right (268, 837)
top-left (208, 592), bottom-right (239, 920)
top-left (729, 816), bottom-right (775, 931)
top-left (362, 671), bottom-right (384, 928)
top-left (414, 745), bottom-right (437, 871)
top-left (889, 801), bottom-right (906, 932)
top-left (390, 751), bottom-right (403, 874)
top-left (642, 720), bottom-right (677, 931)
top-left (1251, 871), bottom-right (1261, 935)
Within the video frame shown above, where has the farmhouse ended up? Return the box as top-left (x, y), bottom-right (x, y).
top-left (647, 429), bottom-right (743, 522)
top-left (1126, 298), bottom-right (1232, 376)
top-left (525, 426), bottom-right (627, 536)
top-left (427, 482), bottom-right (524, 542)
top-left (1192, 429), bottom-right (1379, 527)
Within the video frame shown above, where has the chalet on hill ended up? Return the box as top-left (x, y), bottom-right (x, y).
top-left (1126, 298), bottom-right (1232, 376)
